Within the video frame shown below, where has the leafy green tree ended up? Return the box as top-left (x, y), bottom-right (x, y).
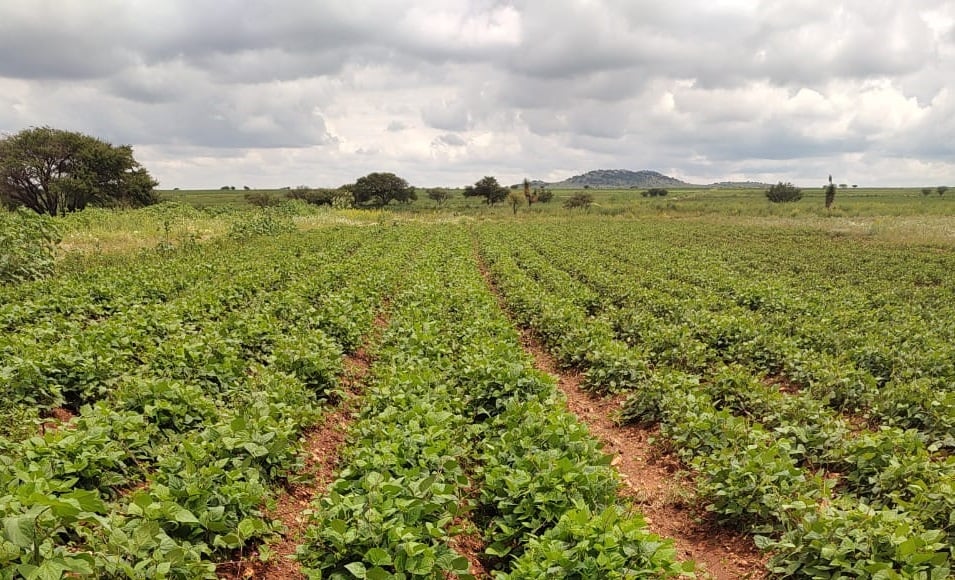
top-left (938, 186), bottom-right (949, 196)
top-left (921, 188), bottom-right (933, 196)
top-left (350, 172), bottom-right (416, 207)
top-left (0, 127), bottom-right (158, 216)
top-left (765, 182), bottom-right (802, 203)
top-left (642, 188), bottom-right (668, 197)
top-left (463, 176), bottom-right (508, 205)
top-left (426, 188), bottom-right (450, 206)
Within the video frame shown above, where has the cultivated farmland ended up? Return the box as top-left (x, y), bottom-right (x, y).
top-left (1, 206), bottom-right (954, 578)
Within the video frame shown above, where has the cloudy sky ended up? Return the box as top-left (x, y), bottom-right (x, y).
top-left (1, 1), bottom-right (953, 188)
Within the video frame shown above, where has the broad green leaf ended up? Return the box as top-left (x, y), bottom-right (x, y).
top-left (365, 548), bottom-right (393, 566)
top-left (3, 515), bottom-right (36, 549)
top-left (345, 561), bottom-right (367, 578)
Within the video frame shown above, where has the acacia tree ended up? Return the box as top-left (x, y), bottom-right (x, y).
top-left (0, 127), bottom-right (158, 216)
top-left (463, 176), bottom-right (508, 205)
top-left (350, 172), bottom-right (416, 207)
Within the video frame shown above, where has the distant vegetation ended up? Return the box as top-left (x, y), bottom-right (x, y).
top-left (464, 176), bottom-right (509, 205)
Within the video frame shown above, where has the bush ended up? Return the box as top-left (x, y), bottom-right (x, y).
top-left (503, 507), bottom-right (690, 578)
top-left (536, 188), bottom-right (554, 203)
top-left (642, 188), bottom-right (669, 197)
top-left (0, 208), bottom-right (61, 283)
top-left (286, 186), bottom-right (336, 206)
top-left (228, 211), bottom-right (295, 241)
top-left (244, 191), bottom-right (283, 207)
top-left (563, 192), bottom-right (594, 209)
top-left (765, 182), bottom-right (802, 203)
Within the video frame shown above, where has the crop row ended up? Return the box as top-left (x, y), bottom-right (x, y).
top-left (507, 221), bottom-right (955, 448)
top-left (476, 222), bottom-right (954, 578)
top-left (0, 227), bottom-right (415, 578)
top-left (295, 226), bottom-right (691, 578)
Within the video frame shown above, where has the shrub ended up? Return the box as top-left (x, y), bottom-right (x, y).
top-left (228, 211), bottom-right (295, 240)
top-left (765, 182), bottom-right (802, 203)
top-left (0, 208), bottom-right (61, 283)
top-left (286, 186), bottom-right (336, 206)
top-left (642, 188), bottom-right (668, 197)
top-left (244, 191), bottom-right (283, 207)
top-left (563, 192), bottom-right (594, 209)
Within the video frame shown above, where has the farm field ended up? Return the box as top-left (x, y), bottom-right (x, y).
top-left (2, 208), bottom-right (955, 578)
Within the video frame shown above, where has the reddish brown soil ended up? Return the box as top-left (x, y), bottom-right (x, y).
top-left (446, 513), bottom-right (489, 578)
top-left (218, 310), bottom-right (388, 579)
top-left (521, 332), bottom-right (768, 579)
top-left (39, 407), bottom-right (76, 434)
top-left (470, 248), bottom-right (767, 578)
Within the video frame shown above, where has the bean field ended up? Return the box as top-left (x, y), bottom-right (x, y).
top-left (1, 213), bottom-right (953, 578)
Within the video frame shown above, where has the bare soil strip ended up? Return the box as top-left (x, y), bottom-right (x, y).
top-left (520, 331), bottom-right (768, 579)
top-left (447, 510), bottom-right (489, 578)
top-left (470, 247), bottom-right (765, 578)
top-left (218, 313), bottom-right (388, 579)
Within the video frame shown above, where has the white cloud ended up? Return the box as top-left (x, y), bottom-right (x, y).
top-left (0, 0), bottom-right (953, 187)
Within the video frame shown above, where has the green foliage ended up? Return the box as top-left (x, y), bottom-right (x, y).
top-left (0, 223), bottom-right (411, 575)
top-left (0, 208), bottom-right (61, 283)
top-left (228, 211), bottom-right (296, 240)
top-left (463, 176), bottom-right (508, 205)
top-left (641, 188), bottom-right (668, 197)
top-left (426, 188), bottom-right (451, 206)
top-left (0, 126), bottom-right (158, 216)
top-left (350, 172), bottom-right (416, 207)
top-left (243, 191), bottom-right (283, 207)
top-left (503, 507), bottom-right (692, 579)
top-left (475, 219), bottom-right (955, 575)
top-left (825, 183), bottom-right (836, 209)
top-left (563, 192), bottom-right (594, 209)
top-left (535, 188), bottom-right (554, 203)
top-left (765, 181), bottom-right (803, 203)
top-left (760, 502), bottom-right (951, 578)
top-left (938, 185), bottom-right (949, 196)
top-left (286, 186), bottom-right (337, 206)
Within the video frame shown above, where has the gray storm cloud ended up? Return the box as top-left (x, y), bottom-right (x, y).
top-left (0, 0), bottom-right (953, 187)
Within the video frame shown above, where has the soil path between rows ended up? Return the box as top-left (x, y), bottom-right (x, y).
top-left (520, 331), bottom-right (768, 579)
top-left (218, 311), bottom-right (389, 579)
top-left (469, 244), bottom-right (766, 578)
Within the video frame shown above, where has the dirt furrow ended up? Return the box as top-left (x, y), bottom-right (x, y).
top-left (218, 312), bottom-right (389, 579)
top-left (519, 330), bottom-right (767, 579)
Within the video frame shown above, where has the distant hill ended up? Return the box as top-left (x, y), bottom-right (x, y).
top-left (547, 169), bottom-right (694, 189)
top-left (708, 181), bottom-right (773, 189)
